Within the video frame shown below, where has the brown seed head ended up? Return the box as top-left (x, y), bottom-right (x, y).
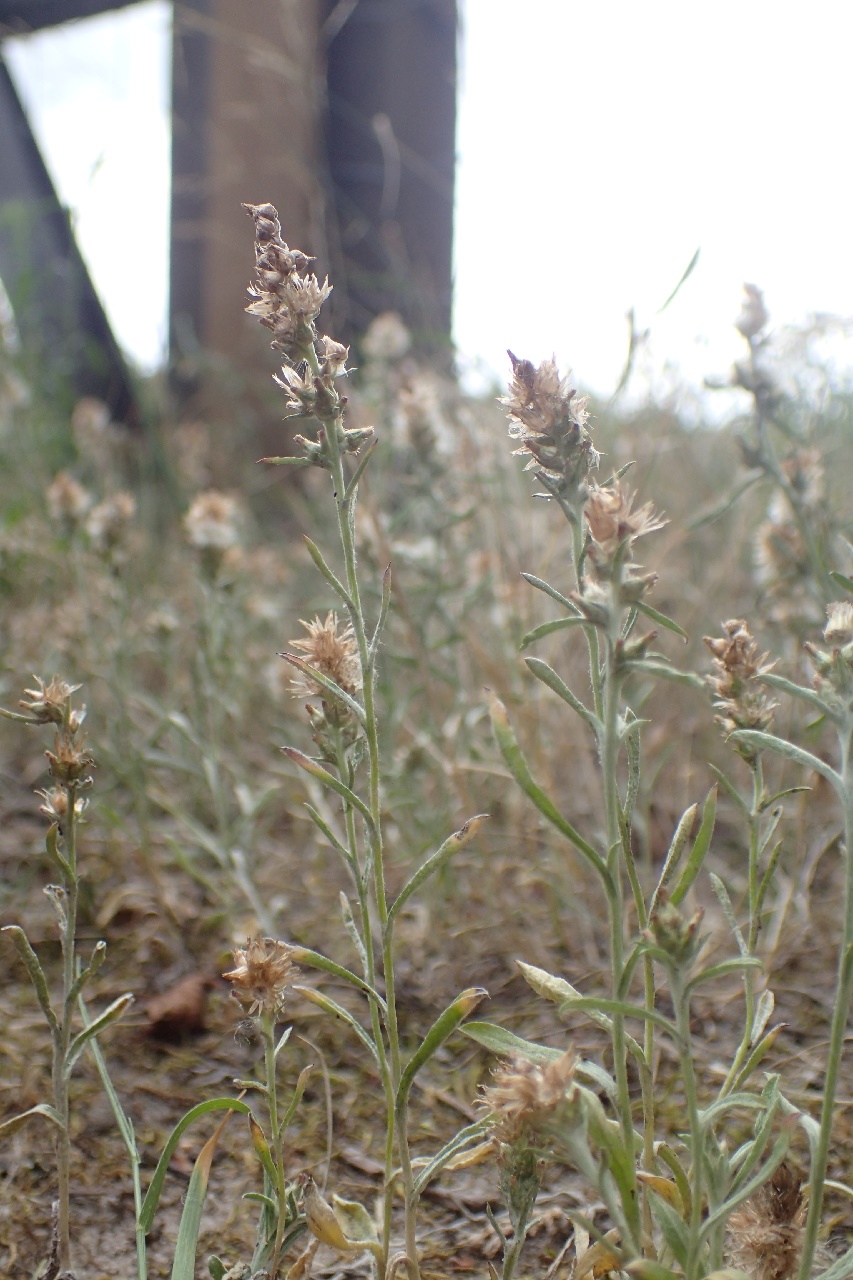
top-left (704, 620), bottom-right (776, 760)
top-left (85, 491), bottom-right (136, 553)
top-left (46, 471), bottom-right (92, 524)
top-left (184, 490), bottom-right (242, 551)
top-left (824, 601), bottom-right (853, 649)
top-left (502, 352), bottom-right (598, 496)
top-left (223, 936), bottom-right (299, 1017)
top-left (19, 676), bottom-right (82, 725)
top-left (480, 1050), bottom-right (578, 1144)
top-left (727, 1161), bottom-right (805, 1280)
top-left (45, 730), bottom-right (95, 786)
top-left (289, 612), bottom-right (362, 699)
top-left (584, 482), bottom-right (666, 559)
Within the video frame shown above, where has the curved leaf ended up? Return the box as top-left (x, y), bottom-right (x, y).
top-left (387, 815), bottom-right (489, 932)
top-left (139, 1097), bottom-right (253, 1233)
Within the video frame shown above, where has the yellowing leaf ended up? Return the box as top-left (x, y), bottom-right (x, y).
top-left (637, 1172), bottom-right (685, 1216)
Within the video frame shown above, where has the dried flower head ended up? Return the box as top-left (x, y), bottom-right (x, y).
top-left (36, 786), bottom-right (88, 827)
top-left (223, 936), bottom-right (298, 1017)
top-left (45, 730), bottom-right (94, 786)
top-left (46, 471), bottom-right (92, 525)
top-left (19, 676), bottom-right (82, 726)
top-left (85, 491), bottom-right (136, 553)
top-left (480, 1050), bottom-right (578, 1144)
top-left (824, 601), bottom-right (853, 648)
top-left (727, 1161), bottom-right (805, 1280)
top-left (502, 353), bottom-right (598, 499)
top-left (288, 612), bottom-right (362, 699)
top-left (243, 202), bottom-right (331, 360)
top-left (736, 283), bottom-right (770, 342)
top-left (584, 482), bottom-right (666, 559)
top-left (362, 311), bottom-right (412, 362)
top-left (705, 620), bottom-right (777, 763)
top-left (183, 490), bottom-right (242, 551)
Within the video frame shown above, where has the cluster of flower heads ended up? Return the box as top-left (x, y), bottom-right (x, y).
top-left (704, 620), bottom-right (777, 766)
top-left (46, 471), bottom-right (136, 557)
top-left (503, 354), bottom-right (665, 636)
top-left (243, 202), bottom-right (373, 466)
top-left (18, 677), bottom-right (94, 820)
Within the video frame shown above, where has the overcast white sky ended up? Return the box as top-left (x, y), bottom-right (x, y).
top-left (5, 1), bottom-right (853, 404)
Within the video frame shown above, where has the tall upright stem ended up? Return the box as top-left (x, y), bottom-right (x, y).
top-left (798, 723), bottom-right (853, 1280)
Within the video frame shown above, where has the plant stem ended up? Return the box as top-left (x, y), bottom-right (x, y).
top-left (798, 723), bottom-right (853, 1280)
top-left (55, 782), bottom-right (79, 1274)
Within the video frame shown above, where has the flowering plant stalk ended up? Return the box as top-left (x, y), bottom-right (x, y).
top-left (242, 203), bottom-right (489, 1280)
top-left (0, 678), bottom-right (132, 1275)
top-left (466, 353), bottom-right (807, 1280)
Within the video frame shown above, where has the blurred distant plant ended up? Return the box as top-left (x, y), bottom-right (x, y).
top-left (703, 285), bottom-right (853, 637)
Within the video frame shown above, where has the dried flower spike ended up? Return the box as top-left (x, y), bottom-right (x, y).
top-left (243, 202), bottom-right (331, 361)
top-left (224, 936), bottom-right (298, 1017)
top-left (502, 352), bottom-right (598, 502)
top-left (704, 620), bottom-right (777, 763)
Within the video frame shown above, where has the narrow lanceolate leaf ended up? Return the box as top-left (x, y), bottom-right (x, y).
top-left (248, 1113), bottom-right (278, 1185)
top-left (343, 436), bottom-right (378, 501)
top-left (258, 454), bottom-right (311, 467)
top-left (2, 925), bottom-right (58, 1036)
top-left (520, 572), bottom-right (579, 612)
top-left (412, 1120), bottom-right (493, 1196)
top-left (386, 814), bottom-right (490, 931)
top-left (281, 748), bottom-right (374, 828)
top-left (397, 989), bottom-right (487, 1107)
top-left (634, 600), bottom-right (688, 641)
top-left (302, 536), bottom-right (353, 607)
top-left (65, 993), bottom-right (134, 1074)
top-left (729, 730), bottom-right (843, 789)
top-left (139, 1098), bottom-right (253, 1233)
top-left (670, 787), bottom-right (717, 906)
top-left (289, 946), bottom-right (386, 1011)
top-left (44, 822), bottom-right (73, 878)
top-left (292, 986), bottom-right (381, 1067)
top-left (368, 563), bottom-right (392, 666)
top-left (523, 657), bottom-right (600, 733)
top-left (170, 1111), bottom-right (234, 1280)
top-left (520, 615), bottom-right (588, 649)
top-left (685, 956), bottom-right (763, 998)
top-left (761, 671), bottom-right (835, 717)
top-left (461, 1021), bottom-right (564, 1062)
top-left (0, 1102), bottom-right (64, 1138)
top-left (487, 693), bottom-right (610, 884)
top-left (650, 803), bottom-right (698, 912)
